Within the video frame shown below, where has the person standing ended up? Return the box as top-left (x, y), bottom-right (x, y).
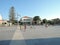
top-left (20, 25), bottom-right (21, 30)
top-left (24, 24), bottom-right (26, 31)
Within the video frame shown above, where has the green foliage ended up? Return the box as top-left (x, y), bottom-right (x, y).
top-left (47, 20), bottom-right (54, 25)
top-left (42, 19), bottom-right (47, 24)
top-left (33, 16), bottom-right (41, 21)
top-left (52, 18), bottom-right (60, 24)
top-left (33, 16), bottom-right (41, 24)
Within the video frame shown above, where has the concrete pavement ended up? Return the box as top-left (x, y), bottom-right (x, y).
top-left (0, 25), bottom-right (60, 45)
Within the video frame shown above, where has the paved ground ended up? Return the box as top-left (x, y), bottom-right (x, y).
top-left (0, 25), bottom-right (60, 45)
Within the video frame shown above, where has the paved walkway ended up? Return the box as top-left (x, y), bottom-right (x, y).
top-left (10, 27), bottom-right (26, 45)
top-left (0, 25), bottom-right (60, 45)
top-left (21, 25), bottom-right (60, 39)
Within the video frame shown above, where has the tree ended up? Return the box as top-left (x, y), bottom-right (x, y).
top-left (52, 18), bottom-right (60, 25)
top-left (47, 20), bottom-right (54, 25)
top-left (33, 16), bottom-right (41, 24)
top-left (9, 6), bottom-right (16, 24)
top-left (42, 19), bottom-right (47, 24)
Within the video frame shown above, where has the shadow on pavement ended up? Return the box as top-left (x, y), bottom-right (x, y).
top-left (0, 37), bottom-right (60, 45)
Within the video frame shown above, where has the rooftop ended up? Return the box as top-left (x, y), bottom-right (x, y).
top-left (22, 16), bottom-right (31, 18)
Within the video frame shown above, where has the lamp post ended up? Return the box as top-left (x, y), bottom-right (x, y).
top-left (17, 13), bottom-right (22, 30)
top-left (17, 13), bottom-right (21, 25)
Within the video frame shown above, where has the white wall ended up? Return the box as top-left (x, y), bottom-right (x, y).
top-left (21, 18), bottom-right (32, 22)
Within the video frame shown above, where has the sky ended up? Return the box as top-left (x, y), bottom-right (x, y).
top-left (0, 0), bottom-right (60, 20)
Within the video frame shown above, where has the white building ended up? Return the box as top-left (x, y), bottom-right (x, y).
top-left (21, 16), bottom-right (32, 24)
top-left (0, 14), bottom-right (3, 25)
top-left (0, 14), bottom-right (10, 26)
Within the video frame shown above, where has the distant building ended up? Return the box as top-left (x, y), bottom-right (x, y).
top-left (20, 16), bottom-right (33, 25)
top-left (0, 14), bottom-right (11, 26)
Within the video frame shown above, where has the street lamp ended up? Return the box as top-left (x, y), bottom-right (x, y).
top-left (17, 13), bottom-right (21, 25)
top-left (17, 13), bottom-right (22, 30)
